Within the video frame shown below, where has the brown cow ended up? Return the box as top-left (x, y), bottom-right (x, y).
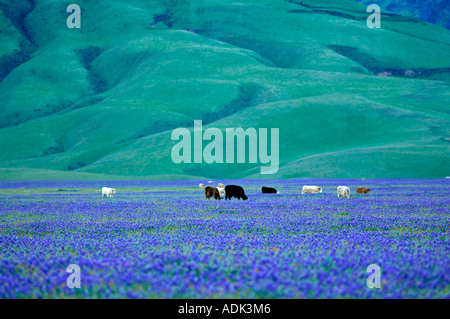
top-left (357, 187), bottom-right (371, 194)
top-left (205, 186), bottom-right (221, 200)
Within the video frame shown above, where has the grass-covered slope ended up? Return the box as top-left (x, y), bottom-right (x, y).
top-left (0, 0), bottom-right (449, 179)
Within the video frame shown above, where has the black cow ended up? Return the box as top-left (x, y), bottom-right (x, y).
top-left (225, 185), bottom-right (248, 200)
top-left (262, 186), bottom-right (278, 194)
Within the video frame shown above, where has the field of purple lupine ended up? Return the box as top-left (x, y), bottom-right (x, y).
top-left (0, 179), bottom-right (449, 298)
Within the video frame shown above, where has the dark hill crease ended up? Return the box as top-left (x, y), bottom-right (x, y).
top-left (0, 3), bottom-right (37, 82)
top-left (0, 0), bottom-right (37, 47)
top-left (75, 47), bottom-right (108, 95)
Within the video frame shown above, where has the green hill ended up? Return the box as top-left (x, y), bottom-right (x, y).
top-left (0, 0), bottom-right (449, 180)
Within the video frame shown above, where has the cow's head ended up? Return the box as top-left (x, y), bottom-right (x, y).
top-left (365, 189), bottom-right (371, 194)
top-left (112, 189), bottom-right (116, 194)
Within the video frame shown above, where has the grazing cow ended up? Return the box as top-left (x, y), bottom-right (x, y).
top-left (217, 187), bottom-right (226, 197)
top-left (205, 186), bottom-right (221, 200)
top-left (218, 183), bottom-right (225, 188)
top-left (337, 186), bottom-right (350, 198)
top-left (302, 185), bottom-right (322, 194)
top-left (225, 185), bottom-right (248, 200)
top-left (356, 187), bottom-right (371, 194)
top-left (102, 187), bottom-right (116, 197)
top-left (262, 186), bottom-right (278, 194)
top-left (199, 183), bottom-right (205, 189)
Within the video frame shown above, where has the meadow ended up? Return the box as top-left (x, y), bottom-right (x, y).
top-left (0, 178), bottom-right (448, 298)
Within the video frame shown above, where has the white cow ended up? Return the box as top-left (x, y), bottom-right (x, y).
top-left (102, 187), bottom-right (116, 197)
top-left (218, 183), bottom-right (225, 188)
top-left (302, 185), bottom-right (322, 194)
top-left (217, 187), bottom-right (226, 198)
top-left (337, 186), bottom-right (350, 198)
top-left (199, 183), bottom-right (205, 189)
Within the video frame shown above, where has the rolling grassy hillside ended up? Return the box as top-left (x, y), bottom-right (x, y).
top-left (0, 0), bottom-right (449, 180)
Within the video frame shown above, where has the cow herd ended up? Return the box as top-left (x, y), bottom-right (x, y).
top-left (98, 183), bottom-right (371, 200)
top-left (199, 183), bottom-right (371, 200)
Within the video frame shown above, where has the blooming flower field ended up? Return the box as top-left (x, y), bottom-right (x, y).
top-left (0, 179), bottom-right (449, 298)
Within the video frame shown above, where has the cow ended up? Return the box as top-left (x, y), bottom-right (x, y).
top-left (262, 186), bottom-right (278, 194)
top-left (225, 185), bottom-right (248, 200)
top-left (302, 185), bottom-right (322, 194)
top-left (204, 186), bottom-right (221, 200)
top-left (337, 186), bottom-right (350, 198)
top-left (217, 187), bottom-right (226, 198)
top-left (356, 187), bottom-right (371, 194)
top-left (218, 183), bottom-right (225, 188)
top-left (102, 187), bottom-right (116, 197)
top-left (199, 183), bottom-right (205, 189)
